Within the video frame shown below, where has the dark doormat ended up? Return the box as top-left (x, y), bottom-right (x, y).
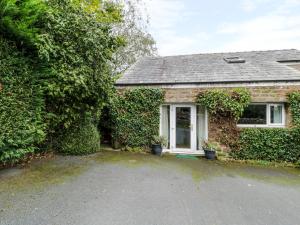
top-left (176, 155), bottom-right (198, 160)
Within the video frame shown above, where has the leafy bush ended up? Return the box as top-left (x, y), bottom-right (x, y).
top-left (39, 0), bottom-right (123, 130)
top-left (197, 88), bottom-right (251, 120)
top-left (288, 91), bottom-right (300, 126)
top-left (231, 128), bottom-right (300, 163)
top-left (0, 38), bottom-right (46, 164)
top-left (0, 0), bottom-right (123, 164)
top-left (111, 88), bottom-right (164, 148)
top-left (57, 117), bottom-right (100, 155)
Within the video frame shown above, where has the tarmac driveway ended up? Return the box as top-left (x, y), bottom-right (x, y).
top-left (0, 151), bottom-right (300, 225)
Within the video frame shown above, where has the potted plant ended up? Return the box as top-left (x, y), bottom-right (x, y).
top-left (151, 136), bottom-right (167, 156)
top-left (203, 141), bottom-right (219, 160)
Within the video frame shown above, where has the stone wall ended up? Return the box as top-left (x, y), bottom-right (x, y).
top-left (165, 85), bottom-right (299, 149)
top-left (117, 85), bottom-right (300, 148)
top-left (163, 85), bottom-right (300, 103)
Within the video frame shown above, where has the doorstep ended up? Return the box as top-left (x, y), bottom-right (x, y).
top-left (163, 149), bottom-right (205, 156)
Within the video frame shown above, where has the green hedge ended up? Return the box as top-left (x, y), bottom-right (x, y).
top-left (288, 91), bottom-right (300, 126)
top-left (231, 128), bottom-right (300, 163)
top-left (111, 88), bottom-right (164, 148)
top-left (57, 117), bottom-right (100, 155)
top-left (0, 38), bottom-right (46, 164)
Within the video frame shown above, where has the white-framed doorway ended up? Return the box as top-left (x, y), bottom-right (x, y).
top-left (170, 105), bottom-right (197, 152)
top-left (160, 104), bottom-right (207, 154)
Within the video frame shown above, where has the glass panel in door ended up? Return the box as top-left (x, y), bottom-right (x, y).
top-left (176, 107), bottom-right (191, 149)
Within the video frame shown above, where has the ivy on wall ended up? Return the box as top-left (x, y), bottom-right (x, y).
top-left (111, 88), bottom-right (164, 148)
top-left (288, 91), bottom-right (300, 127)
top-left (196, 88), bottom-right (251, 120)
top-left (196, 88), bottom-right (251, 147)
top-left (231, 90), bottom-right (300, 164)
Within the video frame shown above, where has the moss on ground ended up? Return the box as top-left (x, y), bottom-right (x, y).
top-left (94, 151), bottom-right (300, 185)
top-left (0, 150), bottom-right (299, 198)
top-left (0, 156), bottom-right (89, 194)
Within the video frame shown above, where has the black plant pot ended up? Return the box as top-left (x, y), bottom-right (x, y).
top-left (152, 144), bottom-right (163, 156)
top-left (204, 148), bottom-right (216, 160)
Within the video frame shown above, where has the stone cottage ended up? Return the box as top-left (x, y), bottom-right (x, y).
top-left (116, 49), bottom-right (300, 154)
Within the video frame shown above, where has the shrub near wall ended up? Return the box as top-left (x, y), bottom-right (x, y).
top-left (111, 88), bottom-right (164, 148)
top-left (57, 116), bottom-right (100, 155)
top-left (231, 128), bottom-right (300, 163)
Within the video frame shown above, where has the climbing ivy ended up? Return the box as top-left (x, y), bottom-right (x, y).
top-left (196, 88), bottom-right (251, 120)
top-left (288, 91), bottom-right (300, 127)
top-left (230, 90), bottom-right (300, 164)
top-left (111, 88), bottom-right (164, 148)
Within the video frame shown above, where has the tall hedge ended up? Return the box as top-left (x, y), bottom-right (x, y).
top-left (111, 88), bottom-right (164, 148)
top-left (0, 0), bottom-right (124, 163)
top-left (231, 128), bottom-right (300, 163)
top-left (0, 38), bottom-right (46, 164)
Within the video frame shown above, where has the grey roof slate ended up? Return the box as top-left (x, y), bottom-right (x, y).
top-left (116, 49), bottom-right (300, 85)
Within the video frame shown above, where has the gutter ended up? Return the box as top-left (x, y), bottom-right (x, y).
top-left (115, 79), bottom-right (300, 87)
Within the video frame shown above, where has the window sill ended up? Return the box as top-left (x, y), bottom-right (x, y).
top-left (237, 124), bottom-right (286, 128)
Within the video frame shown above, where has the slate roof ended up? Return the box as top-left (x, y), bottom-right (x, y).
top-left (116, 49), bottom-right (300, 85)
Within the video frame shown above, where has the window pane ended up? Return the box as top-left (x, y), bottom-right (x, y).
top-left (197, 106), bottom-right (206, 150)
top-left (270, 105), bottom-right (283, 124)
top-left (161, 105), bottom-right (170, 148)
top-left (176, 107), bottom-right (191, 149)
top-left (239, 105), bottom-right (267, 124)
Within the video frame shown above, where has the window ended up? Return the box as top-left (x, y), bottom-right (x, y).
top-left (224, 56), bottom-right (246, 63)
top-left (197, 106), bottom-right (207, 150)
top-left (270, 104), bottom-right (283, 124)
top-left (238, 103), bottom-right (285, 127)
top-left (277, 60), bottom-right (300, 72)
top-left (239, 104), bottom-right (267, 125)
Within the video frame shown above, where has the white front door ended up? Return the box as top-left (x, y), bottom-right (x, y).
top-left (170, 105), bottom-right (197, 152)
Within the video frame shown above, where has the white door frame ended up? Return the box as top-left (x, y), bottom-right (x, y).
top-left (170, 104), bottom-right (197, 152)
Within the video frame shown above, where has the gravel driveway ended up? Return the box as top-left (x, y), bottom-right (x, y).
top-left (0, 151), bottom-right (300, 225)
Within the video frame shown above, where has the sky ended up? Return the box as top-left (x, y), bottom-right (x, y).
top-left (142, 0), bottom-right (300, 56)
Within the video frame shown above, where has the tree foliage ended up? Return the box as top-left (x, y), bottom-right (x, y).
top-left (38, 0), bottom-right (123, 131)
top-left (0, 0), bottom-right (46, 52)
top-left (112, 0), bottom-right (157, 73)
top-left (0, 0), bottom-right (125, 162)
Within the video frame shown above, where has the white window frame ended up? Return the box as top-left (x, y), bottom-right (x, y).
top-left (237, 103), bottom-right (285, 128)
